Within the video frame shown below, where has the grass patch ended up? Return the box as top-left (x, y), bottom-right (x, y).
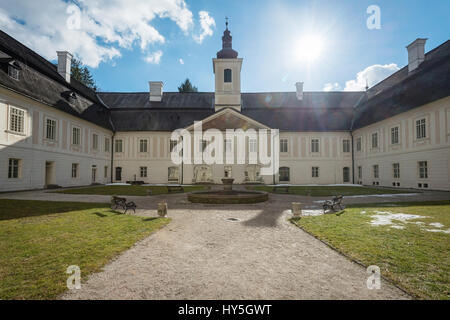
top-left (248, 185), bottom-right (417, 197)
top-left (54, 185), bottom-right (206, 196)
top-left (292, 201), bottom-right (450, 299)
top-left (0, 199), bottom-right (170, 299)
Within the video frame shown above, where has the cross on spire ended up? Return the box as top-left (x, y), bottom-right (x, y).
top-left (225, 16), bottom-right (230, 29)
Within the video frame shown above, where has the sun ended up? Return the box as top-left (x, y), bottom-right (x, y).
top-left (295, 35), bottom-right (325, 62)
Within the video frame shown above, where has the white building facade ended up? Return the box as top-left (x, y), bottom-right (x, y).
top-left (0, 29), bottom-right (449, 192)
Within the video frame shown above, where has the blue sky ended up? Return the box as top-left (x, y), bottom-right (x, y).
top-left (1, 0), bottom-right (449, 93)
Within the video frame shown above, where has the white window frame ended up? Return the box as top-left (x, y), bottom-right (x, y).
top-left (8, 65), bottom-right (20, 80)
top-left (280, 139), bottom-right (288, 153)
top-left (371, 132), bottom-right (378, 149)
top-left (418, 161), bottom-right (428, 179)
top-left (72, 126), bottom-right (81, 146)
top-left (373, 165), bottom-right (379, 179)
top-left (416, 118), bottom-right (427, 140)
top-left (249, 138), bottom-right (257, 153)
top-left (312, 166), bottom-right (319, 178)
top-left (140, 166), bottom-right (148, 178)
top-left (92, 133), bottom-right (99, 150)
top-left (169, 140), bottom-right (177, 152)
top-left (8, 105), bottom-right (26, 135)
top-left (311, 139), bottom-right (320, 153)
top-left (115, 139), bottom-right (123, 153)
top-left (391, 126), bottom-right (399, 145)
top-left (393, 163), bottom-right (400, 179)
top-left (45, 117), bottom-right (57, 141)
top-left (8, 158), bottom-right (21, 179)
top-left (356, 137), bottom-right (362, 152)
top-left (71, 163), bottom-right (79, 179)
top-left (104, 137), bottom-right (110, 152)
top-left (342, 139), bottom-right (350, 153)
top-left (140, 139), bottom-right (148, 153)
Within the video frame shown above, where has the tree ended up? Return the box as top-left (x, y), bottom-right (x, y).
top-left (178, 78), bottom-right (198, 93)
top-left (71, 58), bottom-right (98, 91)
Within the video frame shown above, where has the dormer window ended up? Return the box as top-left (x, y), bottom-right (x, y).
top-left (224, 69), bottom-right (232, 83)
top-left (8, 61), bottom-right (21, 80)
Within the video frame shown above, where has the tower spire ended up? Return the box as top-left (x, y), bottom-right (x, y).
top-left (217, 18), bottom-right (238, 59)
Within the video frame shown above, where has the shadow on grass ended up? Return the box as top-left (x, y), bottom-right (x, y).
top-left (92, 212), bottom-right (108, 218)
top-left (141, 217), bottom-right (159, 222)
top-left (346, 200), bottom-right (450, 208)
top-left (0, 199), bottom-right (109, 221)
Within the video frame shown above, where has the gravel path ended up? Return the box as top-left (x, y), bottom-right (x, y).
top-left (57, 193), bottom-right (413, 300)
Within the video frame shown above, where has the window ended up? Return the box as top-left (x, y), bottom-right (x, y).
top-left (71, 163), bottom-right (78, 178)
top-left (391, 127), bottom-right (399, 144)
top-left (343, 167), bottom-right (350, 183)
top-left (72, 127), bottom-right (81, 145)
top-left (8, 65), bottom-right (20, 80)
top-left (372, 133), bottom-right (378, 148)
top-left (416, 118), bottom-right (426, 139)
top-left (249, 139), bottom-right (257, 152)
top-left (115, 139), bottom-right (123, 153)
top-left (104, 137), bottom-right (110, 152)
top-left (358, 166), bottom-right (362, 180)
top-left (393, 163), bottom-right (400, 179)
top-left (200, 140), bottom-right (207, 152)
top-left (92, 134), bottom-right (98, 150)
top-left (224, 69), bottom-right (232, 83)
top-left (373, 165), bottom-right (379, 179)
top-left (45, 118), bottom-right (56, 140)
top-left (140, 139), bottom-right (148, 153)
top-left (343, 139), bottom-right (350, 153)
top-left (311, 139), bottom-right (319, 153)
top-left (169, 140), bottom-right (177, 152)
top-left (279, 167), bottom-right (290, 182)
top-left (8, 158), bottom-right (20, 179)
top-left (9, 106), bottom-right (25, 134)
top-left (140, 166), bottom-right (147, 178)
top-left (280, 139), bottom-right (288, 153)
top-left (115, 167), bottom-right (122, 181)
top-left (418, 161), bottom-right (428, 179)
top-left (356, 137), bottom-right (362, 152)
top-left (312, 167), bottom-right (319, 178)
top-left (104, 166), bottom-right (108, 178)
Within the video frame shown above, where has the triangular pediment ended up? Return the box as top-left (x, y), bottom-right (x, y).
top-left (185, 108), bottom-right (270, 131)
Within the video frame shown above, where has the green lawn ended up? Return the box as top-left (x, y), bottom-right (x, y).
top-left (292, 200), bottom-right (450, 299)
top-left (0, 199), bottom-right (170, 299)
top-left (247, 185), bottom-right (417, 197)
top-left (54, 185), bottom-right (206, 196)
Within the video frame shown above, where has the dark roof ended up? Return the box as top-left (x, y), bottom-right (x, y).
top-left (352, 39), bottom-right (450, 129)
top-left (0, 30), bottom-right (112, 130)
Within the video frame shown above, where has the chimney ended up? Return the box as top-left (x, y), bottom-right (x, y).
top-left (57, 51), bottom-right (73, 82)
top-left (406, 38), bottom-right (427, 72)
top-left (295, 82), bottom-right (303, 100)
top-left (149, 81), bottom-right (163, 102)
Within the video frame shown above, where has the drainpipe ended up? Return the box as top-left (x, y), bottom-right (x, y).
top-left (181, 135), bottom-right (184, 185)
top-left (272, 131), bottom-right (276, 185)
top-left (350, 131), bottom-right (355, 184)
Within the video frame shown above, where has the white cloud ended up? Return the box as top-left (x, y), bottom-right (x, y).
top-left (0, 0), bottom-right (194, 67)
top-left (323, 82), bottom-right (340, 91)
top-left (193, 11), bottom-right (215, 44)
top-left (179, 58), bottom-right (184, 65)
top-left (144, 51), bottom-right (163, 64)
top-left (344, 63), bottom-right (400, 91)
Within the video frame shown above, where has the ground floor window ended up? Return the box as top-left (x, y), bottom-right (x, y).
top-left (115, 167), bottom-right (122, 181)
top-left (71, 163), bottom-right (78, 178)
top-left (393, 163), bottom-right (400, 179)
top-left (8, 158), bottom-right (20, 179)
top-left (140, 166), bottom-right (148, 178)
top-left (91, 165), bottom-right (97, 182)
top-left (418, 161), bottom-right (428, 179)
top-left (373, 165), bottom-right (379, 179)
top-left (343, 167), bottom-right (350, 182)
top-left (358, 166), bottom-right (362, 180)
top-left (312, 166), bottom-right (319, 178)
top-left (104, 166), bottom-right (108, 178)
top-left (279, 167), bottom-right (290, 182)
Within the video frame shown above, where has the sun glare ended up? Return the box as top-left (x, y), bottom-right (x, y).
top-left (295, 35), bottom-right (324, 62)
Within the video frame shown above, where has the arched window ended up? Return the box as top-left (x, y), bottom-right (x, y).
top-left (279, 167), bottom-right (290, 182)
top-left (224, 69), bottom-right (232, 83)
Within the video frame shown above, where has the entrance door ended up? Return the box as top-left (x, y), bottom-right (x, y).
top-left (91, 165), bottom-right (97, 183)
top-left (45, 161), bottom-right (55, 187)
top-left (343, 167), bottom-right (350, 183)
top-left (115, 167), bottom-right (122, 181)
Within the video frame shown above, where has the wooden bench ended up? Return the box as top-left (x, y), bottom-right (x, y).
top-left (167, 185), bottom-right (184, 193)
top-left (111, 196), bottom-right (137, 214)
top-left (322, 195), bottom-right (344, 213)
top-left (273, 186), bottom-right (290, 193)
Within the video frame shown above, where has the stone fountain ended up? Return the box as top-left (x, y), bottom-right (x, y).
top-left (187, 177), bottom-right (268, 204)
